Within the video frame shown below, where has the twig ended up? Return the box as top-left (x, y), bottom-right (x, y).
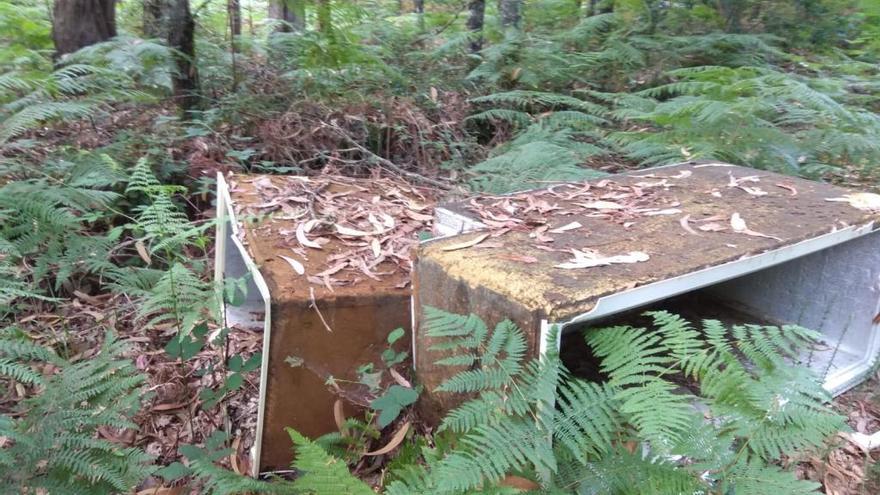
top-left (310, 287), bottom-right (333, 332)
top-left (323, 123), bottom-right (453, 190)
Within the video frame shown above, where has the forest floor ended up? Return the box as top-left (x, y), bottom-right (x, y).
top-left (796, 374), bottom-right (880, 495)
top-left (6, 106), bottom-right (880, 494)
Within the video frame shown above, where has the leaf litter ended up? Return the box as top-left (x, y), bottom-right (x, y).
top-left (454, 176), bottom-right (690, 267)
top-left (233, 174), bottom-right (435, 289)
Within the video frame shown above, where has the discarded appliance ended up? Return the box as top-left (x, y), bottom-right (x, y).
top-left (214, 173), bottom-right (432, 474)
top-left (416, 162), bottom-right (880, 420)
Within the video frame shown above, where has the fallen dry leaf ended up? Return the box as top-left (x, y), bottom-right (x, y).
top-left (229, 436), bottom-right (244, 475)
top-left (152, 402), bottom-right (187, 412)
top-left (578, 200), bottom-right (625, 210)
top-left (441, 233), bottom-right (490, 251)
top-left (404, 209), bottom-right (434, 222)
top-left (530, 225), bottom-right (554, 243)
top-left (549, 221), bottom-right (582, 233)
top-left (135, 240), bottom-right (152, 265)
top-left (737, 186), bottom-right (768, 197)
top-left (135, 487), bottom-right (187, 495)
top-left (730, 212), bottom-right (782, 241)
top-left (389, 368), bottom-right (412, 388)
top-left (643, 208), bottom-right (682, 216)
top-left (365, 421), bottom-right (410, 456)
top-left (296, 222), bottom-right (323, 249)
top-left (500, 475), bottom-right (541, 490)
top-left (315, 262), bottom-right (348, 278)
top-left (334, 399), bottom-right (348, 436)
top-left (826, 193), bottom-right (880, 212)
top-left (279, 255), bottom-right (305, 275)
top-left (698, 222), bottom-right (726, 232)
top-left (679, 215), bottom-right (700, 236)
top-left (556, 249), bottom-right (649, 269)
top-left (775, 183), bottom-right (798, 196)
top-left (335, 224), bottom-right (375, 237)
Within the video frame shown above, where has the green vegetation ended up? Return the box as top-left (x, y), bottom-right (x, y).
top-left (1, 0), bottom-right (878, 493)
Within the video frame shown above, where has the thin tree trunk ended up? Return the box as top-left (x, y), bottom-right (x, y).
top-left (316, 0), bottom-right (332, 34)
top-left (414, 0), bottom-right (425, 31)
top-left (500, 0), bottom-right (520, 29)
top-left (229, 0), bottom-right (239, 91)
top-left (228, 0), bottom-right (241, 35)
top-left (269, 0), bottom-right (305, 32)
top-left (717, 0), bottom-right (743, 33)
top-left (466, 0), bottom-right (485, 53)
top-left (52, 0), bottom-right (116, 57)
top-left (316, 0), bottom-right (336, 63)
top-left (586, 0), bottom-right (597, 16)
top-left (143, 0), bottom-right (166, 38)
top-left (167, 0), bottom-right (200, 113)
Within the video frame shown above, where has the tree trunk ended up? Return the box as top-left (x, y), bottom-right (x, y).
top-left (228, 0), bottom-right (241, 36)
top-left (499, 0), bottom-right (520, 29)
top-left (316, 0), bottom-right (332, 34)
top-left (268, 0), bottom-right (305, 32)
top-left (717, 0), bottom-right (743, 33)
top-left (466, 0), bottom-right (485, 53)
top-left (52, 0), bottom-right (116, 57)
top-left (143, 0), bottom-right (166, 38)
top-left (586, 0), bottom-right (597, 16)
top-left (167, 0), bottom-right (200, 113)
top-left (414, 0), bottom-right (425, 31)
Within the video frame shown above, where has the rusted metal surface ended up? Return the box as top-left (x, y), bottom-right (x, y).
top-left (227, 174), bottom-right (428, 471)
top-left (415, 162), bottom-right (880, 421)
top-left (422, 163), bottom-right (879, 322)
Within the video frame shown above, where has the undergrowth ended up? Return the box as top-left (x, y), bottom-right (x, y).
top-left (0, 0), bottom-right (878, 493)
top-left (181, 309), bottom-right (845, 494)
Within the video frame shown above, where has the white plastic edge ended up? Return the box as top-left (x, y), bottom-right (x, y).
top-left (559, 221), bottom-right (877, 327)
top-left (215, 174), bottom-right (272, 477)
top-left (545, 221), bottom-right (879, 397)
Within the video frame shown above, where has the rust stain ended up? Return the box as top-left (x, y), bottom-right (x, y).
top-left (228, 174), bottom-right (420, 471)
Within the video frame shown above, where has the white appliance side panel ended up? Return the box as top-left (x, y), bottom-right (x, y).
top-left (707, 230), bottom-right (880, 395)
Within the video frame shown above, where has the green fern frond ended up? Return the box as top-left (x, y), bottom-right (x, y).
top-left (721, 455), bottom-right (822, 495)
top-left (573, 447), bottom-right (705, 495)
top-left (287, 428), bottom-right (374, 495)
top-left (136, 262), bottom-right (215, 333)
top-left (0, 331), bottom-right (153, 493)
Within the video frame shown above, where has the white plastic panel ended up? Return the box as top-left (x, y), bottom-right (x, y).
top-left (706, 230), bottom-right (880, 395)
top-left (551, 229), bottom-right (880, 396)
top-left (214, 174), bottom-right (271, 475)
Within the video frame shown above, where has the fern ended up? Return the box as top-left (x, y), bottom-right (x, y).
top-left (393, 308), bottom-right (844, 494)
top-left (468, 124), bottom-right (609, 193)
top-left (132, 262), bottom-right (215, 333)
top-left (0, 62), bottom-right (150, 146)
top-left (0, 329), bottom-right (153, 494)
top-left (287, 428), bottom-right (375, 494)
top-left (0, 155), bottom-right (126, 293)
